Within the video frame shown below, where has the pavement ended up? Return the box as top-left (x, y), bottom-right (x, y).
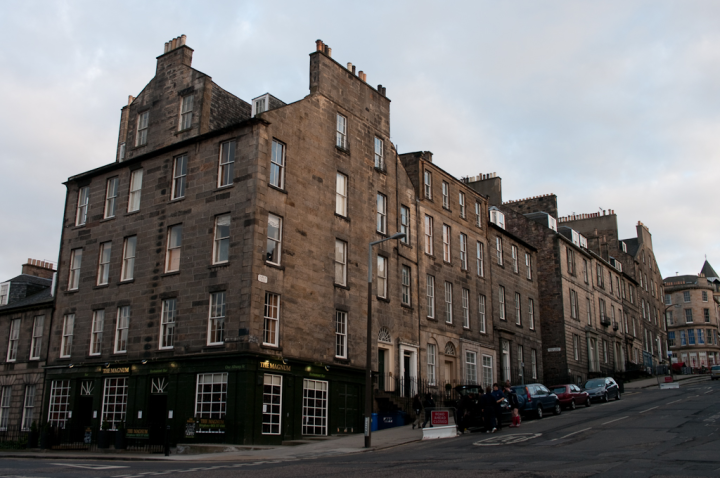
top-left (623, 373), bottom-right (710, 389)
top-left (0, 423), bottom-right (423, 462)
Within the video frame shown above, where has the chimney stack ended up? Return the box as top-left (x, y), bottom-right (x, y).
top-left (22, 259), bottom-right (56, 280)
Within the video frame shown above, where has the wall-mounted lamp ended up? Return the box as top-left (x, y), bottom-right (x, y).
top-left (282, 358), bottom-right (288, 365)
top-left (104, 363), bottom-right (110, 368)
top-left (68, 364), bottom-right (74, 369)
top-left (141, 359), bottom-right (148, 365)
top-left (324, 365), bottom-right (330, 372)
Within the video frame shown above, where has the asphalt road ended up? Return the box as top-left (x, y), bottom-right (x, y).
top-left (1, 379), bottom-right (718, 478)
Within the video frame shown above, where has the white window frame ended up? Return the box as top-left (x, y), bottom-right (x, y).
top-left (376, 193), bottom-right (387, 234)
top-left (218, 141), bottom-right (235, 188)
top-left (60, 314), bottom-right (74, 358)
top-left (482, 355), bottom-right (493, 390)
top-left (374, 137), bottom-right (384, 170)
top-left (165, 224), bottom-right (183, 273)
top-left (423, 170), bottom-right (432, 199)
top-left (302, 379), bottom-right (329, 436)
top-left (21, 385), bottom-right (36, 431)
top-left (335, 311), bottom-right (347, 358)
top-left (465, 351), bottom-right (478, 385)
top-left (213, 214), bottom-right (231, 264)
top-left (127, 169), bottom-right (143, 212)
top-left (179, 94), bottom-right (194, 130)
top-left (76, 186), bottom-right (90, 226)
top-left (102, 377), bottom-right (128, 431)
top-left (526, 253), bottom-right (532, 280)
top-left (424, 215), bottom-right (434, 255)
top-left (136, 111), bottom-right (149, 146)
top-left (68, 248), bottom-right (82, 290)
top-left (479, 295), bottom-right (487, 333)
top-left (427, 344), bottom-right (437, 386)
top-left (97, 241), bottom-right (112, 286)
top-left (121, 236), bottom-right (136, 281)
top-left (335, 239), bottom-right (347, 286)
top-left (426, 275), bottom-right (435, 318)
top-left (160, 298), bottom-right (176, 350)
top-left (477, 241), bottom-right (484, 277)
top-left (208, 292), bottom-right (226, 346)
top-left (270, 139), bottom-right (285, 189)
top-left (401, 265), bottom-right (411, 306)
top-left (29, 315), bottom-right (44, 360)
top-left (114, 306), bottom-right (130, 353)
top-left (336, 114), bottom-right (347, 149)
top-left (515, 292), bottom-right (522, 325)
top-left (400, 205), bottom-right (410, 244)
top-left (262, 374), bottom-right (283, 435)
top-left (499, 286), bottom-right (506, 320)
top-left (377, 256), bottom-right (388, 298)
top-left (6, 319), bottom-right (20, 362)
top-left (475, 202), bottom-right (481, 227)
top-left (335, 172), bottom-right (347, 217)
top-left (442, 224), bottom-right (451, 262)
top-left (459, 233), bottom-right (467, 270)
top-left (531, 349), bottom-right (537, 379)
top-left (47, 380), bottom-right (71, 428)
top-left (263, 292), bottom-right (280, 346)
top-left (529, 298), bottom-right (535, 330)
top-left (462, 288), bottom-right (470, 329)
top-left (496, 237), bottom-right (503, 265)
top-left (90, 310), bottom-right (104, 356)
top-left (0, 282), bottom-right (8, 306)
top-left (445, 281), bottom-right (453, 324)
top-left (459, 192), bottom-right (466, 218)
top-left (118, 142), bottom-right (126, 161)
top-left (195, 373), bottom-right (228, 421)
top-left (171, 154), bottom-right (187, 200)
top-left (442, 181), bottom-right (449, 208)
top-left (266, 213), bottom-right (282, 265)
top-left (0, 386), bottom-right (11, 431)
top-left (511, 245), bottom-right (518, 273)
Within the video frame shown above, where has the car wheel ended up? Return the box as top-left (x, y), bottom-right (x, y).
top-left (603, 393), bottom-right (609, 403)
top-left (585, 397), bottom-right (591, 407)
top-left (537, 406), bottom-right (544, 419)
top-left (569, 400), bottom-right (576, 410)
top-left (554, 402), bottom-right (562, 415)
top-left (615, 391), bottom-right (621, 401)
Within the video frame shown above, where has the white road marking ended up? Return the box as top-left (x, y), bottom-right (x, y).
top-left (705, 390), bottom-right (713, 394)
top-left (51, 463), bottom-right (129, 470)
top-left (602, 416), bottom-right (629, 425)
top-left (667, 399), bottom-right (682, 405)
top-left (559, 427), bottom-right (592, 439)
top-left (639, 406), bottom-right (658, 414)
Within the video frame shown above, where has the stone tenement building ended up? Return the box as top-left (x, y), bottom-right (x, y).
top-left (663, 261), bottom-right (720, 368)
top-left (467, 178), bottom-right (634, 386)
top-left (0, 260), bottom-right (56, 431)
top-left (559, 214), bottom-right (668, 371)
top-left (44, 37), bottom-right (539, 447)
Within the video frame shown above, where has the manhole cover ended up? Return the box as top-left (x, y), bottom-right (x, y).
top-left (473, 433), bottom-right (542, 446)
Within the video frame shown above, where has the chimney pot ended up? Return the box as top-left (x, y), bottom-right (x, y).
top-left (316, 39), bottom-right (323, 51)
top-left (352, 65), bottom-right (356, 75)
top-left (327, 46), bottom-right (332, 57)
top-left (164, 42), bottom-right (170, 53)
top-left (347, 62), bottom-right (353, 70)
top-left (180, 34), bottom-right (186, 46)
top-left (359, 71), bottom-right (364, 81)
top-left (382, 87), bottom-right (387, 96)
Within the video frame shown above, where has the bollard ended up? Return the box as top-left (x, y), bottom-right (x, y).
top-left (164, 425), bottom-right (170, 456)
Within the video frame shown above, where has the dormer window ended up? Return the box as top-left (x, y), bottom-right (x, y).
top-left (621, 241), bottom-right (627, 253)
top-left (0, 282), bottom-right (9, 305)
top-left (252, 94), bottom-right (269, 117)
top-left (118, 142), bottom-right (126, 161)
top-left (571, 230), bottom-right (580, 247)
top-left (547, 215), bottom-right (557, 232)
top-left (579, 234), bottom-right (588, 249)
top-left (489, 207), bottom-right (505, 230)
top-left (179, 94), bottom-right (194, 130)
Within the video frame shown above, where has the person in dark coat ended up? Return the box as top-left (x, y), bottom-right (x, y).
top-left (505, 384), bottom-right (521, 427)
top-left (421, 393), bottom-right (435, 428)
top-left (457, 392), bottom-right (472, 433)
top-left (491, 383), bottom-right (506, 431)
top-left (412, 394), bottom-right (423, 429)
top-left (481, 386), bottom-right (497, 433)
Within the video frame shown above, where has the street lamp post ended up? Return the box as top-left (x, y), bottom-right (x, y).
top-left (365, 232), bottom-right (405, 449)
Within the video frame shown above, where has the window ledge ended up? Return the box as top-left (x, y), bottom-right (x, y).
top-left (374, 166), bottom-right (387, 175)
top-left (71, 224), bottom-right (86, 230)
top-left (399, 241), bottom-right (411, 248)
top-left (334, 283), bottom-right (350, 291)
top-left (214, 185), bottom-right (234, 193)
top-left (111, 352), bottom-right (128, 356)
top-left (64, 289), bottom-right (79, 295)
top-left (334, 213), bottom-right (350, 223)
top-left (400, 303), bottom-right (413, 310)
top-left (169, 196), bottom-right (186, 204)
top-left (335, 145), bottom-right (350, 155)
top-left (175, 128), bottom-right (193, 135)
top-left (424, 253), bottom-right (436, 260)
top-left (376, 297), bottom-right (391, 303)
top-left (265, 262), bottom-right (285, 271)
top-left (118, 279), bottom-right (135, 286)
top-left (93, 284), bottom-right (110, 290)
top-left (426, 316), bottom-right (437, 322)
top-left (161, 271), bottom-right (181, 278)
top-left (334, 357), bottom-right (351, 365)
top-left (101, 217), bottom-right (116, 223)
top-left (209, 262), bottom-right (230, 270)
top-left (203, 344), bottom-right (226, 351)
top-left (268, 184), bottom-right (287, 195)
top-left (125, 210), bottom-right (141, 217)
top-left (260, 344), bottom-right (282, 352)
top-left (445, 321), bottom-right (454, 327)
top-left (443, 260), bottom-right (453, 267)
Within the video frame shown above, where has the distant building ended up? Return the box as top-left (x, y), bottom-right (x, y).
top-left (663, 261), bottom-right (720, 368)
top-left (0, 260), bottom-right (55, 432)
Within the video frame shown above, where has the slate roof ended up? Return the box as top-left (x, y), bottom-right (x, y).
top-left (621, 238), bottom-right (640, 257)
top-left (3, 274), bottom-right (52, 288)
top-left (700, 260), bottom-right (719, 280)
top-left (0, 287), bottom-right (53, 313)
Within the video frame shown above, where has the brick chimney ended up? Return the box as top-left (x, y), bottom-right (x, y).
top-left (157, 34), bottom-right (193, 75)
top-left (22, 259), bottom-right (56, 280)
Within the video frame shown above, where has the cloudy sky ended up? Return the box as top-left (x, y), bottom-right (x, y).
top-left (1, 0), bottom-right (719, 281)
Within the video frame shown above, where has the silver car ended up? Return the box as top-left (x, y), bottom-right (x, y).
top-left (711, 365), bottom-right (720, 380)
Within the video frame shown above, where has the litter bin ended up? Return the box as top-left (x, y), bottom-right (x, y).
top-left (371, 413), bottom-right (378, 432)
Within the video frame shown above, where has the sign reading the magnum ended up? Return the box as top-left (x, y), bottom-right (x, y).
top-left (259, 361), bottom-right (290, 372)
top-left (102, 367), bottom-right (130, 374)
top-left (198, 418), bottom-right (225, 432)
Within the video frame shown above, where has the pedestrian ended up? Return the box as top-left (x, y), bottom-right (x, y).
top-left (505, 384), bottom-right (521, 427)
top-left (491, 383), bottom-right (505, 431)
top-left (412, 394), bottom-right (423, 430)
top-left (421, 393), bottom-right (435, 428)
top-left (481, 386), bottom-right (497, 433)
top-left (457, 392), bottom-right (472, 433)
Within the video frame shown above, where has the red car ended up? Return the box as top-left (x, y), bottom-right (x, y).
top-left (550, 384), bottom-right (591, 410)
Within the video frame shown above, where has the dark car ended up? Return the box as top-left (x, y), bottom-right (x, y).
top-left (550, 384), bottom-right (591, 410)
top-left (453, 385), bottom-right (512, 431)
top-left (511, 383), bottom-right (561, 419)
top-left (583, 377), bottom-right (620, 402)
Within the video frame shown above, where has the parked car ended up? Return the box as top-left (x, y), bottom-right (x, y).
top-left (550, 384), bottom-right (591, 410)
top-left (453, 385), bottom-right (512, 430)
top-left (511, 383), bottom-right (561, 419)
top-left (582, 377), bottom-right (621, 402)
top-left (711, 365), bottom-right (720, 380)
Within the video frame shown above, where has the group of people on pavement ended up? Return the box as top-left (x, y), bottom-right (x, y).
top-left (412, 380), bottom-right (521, 434)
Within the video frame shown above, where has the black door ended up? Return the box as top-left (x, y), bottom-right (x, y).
top-left (76, 396), bottom-right (94, 442)
top-left (403, 352), bottom-right (411, 397)
top-left (337, 384), bottom-right (359, 433)
top-left (148, 395), bottom-right (167, 446)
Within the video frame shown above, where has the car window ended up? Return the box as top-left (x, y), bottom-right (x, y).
top-left (552, 387), bottom-right (566, 394)
top-left (539, 385), bottom-right (550, 393)
top-left (712, 366), bottom-right (720, 371)
top-left (584, 379), bottom-right (605, 388)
